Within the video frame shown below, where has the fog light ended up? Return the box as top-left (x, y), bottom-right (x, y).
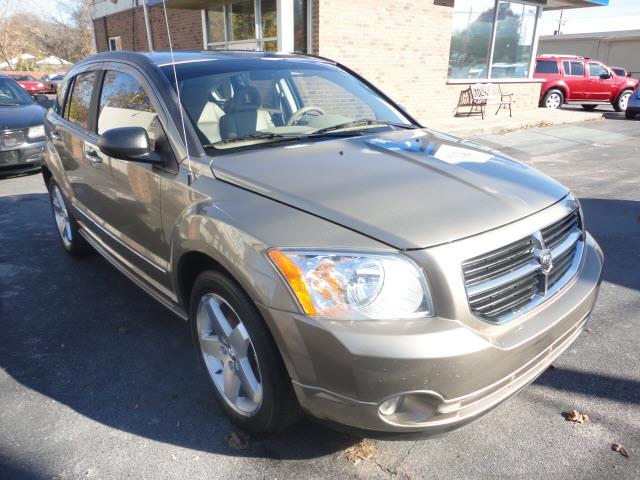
top-left (378, 392), bottom-right (443, 426)
top-left (25, 153), bottom-right (43, 163)
top-left (379, 396), bottom-right (403, 416)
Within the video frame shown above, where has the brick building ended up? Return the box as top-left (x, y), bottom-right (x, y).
top-left (91, 0), bottom-right (608, 120)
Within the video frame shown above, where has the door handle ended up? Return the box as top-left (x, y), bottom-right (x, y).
top-left (50, 131), bottom-right (62, 140)
top-left (84, 149), bottom-right (102, 165)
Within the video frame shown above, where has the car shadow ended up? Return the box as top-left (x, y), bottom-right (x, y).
top-left (0, 191), bottom-right (355, 461)
top-left (0, 191), bottom-right (637, 462)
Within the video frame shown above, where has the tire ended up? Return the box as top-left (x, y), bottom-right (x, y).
top-left (47, 179), bottom-right (91, 256)
top-left (626, 109), bottom-right (638, 120)
top-left (542, 89), bottom-right (564, 109)
top-left (614, 89), bottom-right (632, 112)
top-left (581, 105), bottom-right (598, 111)
top-left (189, 270), bottom-right (301, 435)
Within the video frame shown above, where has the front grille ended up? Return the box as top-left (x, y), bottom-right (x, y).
top-left (0, 129), bottom-right (27, 149)
top-left (462, 209), bottom-right (583, 323)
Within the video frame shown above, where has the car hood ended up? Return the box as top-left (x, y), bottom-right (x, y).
top-left (0, 103), bottom-right (45, 130)
top-left (211, 128), bottom-right (569, 249)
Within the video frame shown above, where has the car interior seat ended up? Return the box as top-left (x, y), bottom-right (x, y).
top-left (219, 86), bottom-right (274, 140)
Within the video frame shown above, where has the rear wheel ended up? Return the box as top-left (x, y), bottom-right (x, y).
top-left (190, 270), bottom-right (301, 435)
top-left (581, 104), bottom-right (598, 111)
top-left (48, 179), bottom-right (91, 256)
top-left (543, 89), bottom-right (564, 109)
top-left (614, 89), bottom-right (632, 112)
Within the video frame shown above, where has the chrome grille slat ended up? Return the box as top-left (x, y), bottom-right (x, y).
top-left (462, 208), bottom-right (583, 323)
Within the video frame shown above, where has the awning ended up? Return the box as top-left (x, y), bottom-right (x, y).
top-left (544, 0), bottom-right (609, 9)
top-left (146, 0), bottom-right (226, 7)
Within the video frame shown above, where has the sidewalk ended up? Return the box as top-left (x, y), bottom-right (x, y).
top-left (425, 107), bottom-right (605, 138)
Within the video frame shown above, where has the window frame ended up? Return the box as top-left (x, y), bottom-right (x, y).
top-left (64, 70), bottom-right (100, 132)
top-left (588, 61), bottom-right (609, 78)
top-left (448, 0), bottom-right (542, 82)
top-left (204, 0), bottom-right (278, 51)
top-left (108, 36), bottom-right (122, 51)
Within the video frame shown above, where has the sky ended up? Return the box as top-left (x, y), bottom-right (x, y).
top-left (539, 0), bottom-right (640, 35)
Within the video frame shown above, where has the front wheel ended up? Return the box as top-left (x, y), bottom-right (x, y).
top-left (542, 89), bottom-right (564, 109)
top-left (48, 179), bottom-right (91, 256)
top-left (190, 270), bottom-right (301, 435)
top-left (614, 89), bottom-right (632, 112)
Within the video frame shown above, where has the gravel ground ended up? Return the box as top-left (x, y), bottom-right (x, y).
top-left (1, 118), bottom-right (639, 479)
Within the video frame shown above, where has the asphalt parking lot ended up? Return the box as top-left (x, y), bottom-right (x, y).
top-left (1, 117), bottom-right (639, 479)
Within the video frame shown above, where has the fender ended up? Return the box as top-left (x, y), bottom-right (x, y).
top-left (541, 79), bottom-right (570, 101)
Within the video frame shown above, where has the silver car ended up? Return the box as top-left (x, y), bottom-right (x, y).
top-left (42, 51), bottom-right (603, 435)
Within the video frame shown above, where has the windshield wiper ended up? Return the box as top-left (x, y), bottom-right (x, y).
top-left (310, 119), bottom-right (418, 136)
top-left (207, 131), bottom-right (299, 147)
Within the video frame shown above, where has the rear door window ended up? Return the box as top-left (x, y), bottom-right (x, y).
top-left (65, 71), bottom-right (97, 129)
top-left (535, 60), bottom-right (559, 74)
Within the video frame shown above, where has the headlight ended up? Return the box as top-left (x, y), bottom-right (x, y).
top-left (37, 83), bottom-right (44, 87)
top-left (268, 250), bottom-right (434, 320)
top-left (27, 125), bottom-right (45, 140)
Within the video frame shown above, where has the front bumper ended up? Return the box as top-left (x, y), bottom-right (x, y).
top-left (260, 233), bottom-right (603, 434)
top-left (0, 140), bottom-right (46, 175)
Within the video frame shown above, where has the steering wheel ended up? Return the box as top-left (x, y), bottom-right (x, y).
top-left (287, 105), bottom-right (326, 126)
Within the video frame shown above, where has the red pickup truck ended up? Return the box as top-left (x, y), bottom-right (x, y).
top-left (534, 55), bottom-right (638, 112)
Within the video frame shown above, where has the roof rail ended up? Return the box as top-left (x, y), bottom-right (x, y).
top-left (538, 54), bottom-right (585, 59)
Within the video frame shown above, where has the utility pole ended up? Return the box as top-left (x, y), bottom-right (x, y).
top-left (142, 0), bottom-right (154, 51)
top-left (556, 10), bottom-right (564, 35)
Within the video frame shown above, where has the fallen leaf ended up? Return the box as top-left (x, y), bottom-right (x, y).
top-left (548, 363), bottom-right (557, 369)
top-left (565, 409), bottom-right (589, 424)
top-left (585, 327), bottom-right (592, 333)
top-left (612, 443), bottom-right (629, 458)
top-left (344, 439), bottom-right (377, 464)
top-left (225, 431), bottom-right (250, 450)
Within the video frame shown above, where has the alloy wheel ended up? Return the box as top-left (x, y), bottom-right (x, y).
top-left (196, 293), bottom-right (263, 416)
top-left (619, 91), bottom-right (631, 111)
top-left (545, 92), bottom-right (562, 109)
top-left (50, 185), bottom-right (72, 249)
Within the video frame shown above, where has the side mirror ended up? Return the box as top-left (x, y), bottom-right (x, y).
top-left (33, 94), bottom-right (49, 106)
top-left (599, 72), bottom-right (611, 80)
top-left (98, 127), bottom-right (163, 164)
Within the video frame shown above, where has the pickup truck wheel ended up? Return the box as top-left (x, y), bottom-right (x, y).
top-left (543, 89), bottom-right (564, 109)
top-left (581, 105), bottom-right (598, 111)
top-left (614, 89), bottom-right (632, 112)
top-left (48, 179), bottom-right (91, 256)
top-left (190, 270), bottom-right (301, 435)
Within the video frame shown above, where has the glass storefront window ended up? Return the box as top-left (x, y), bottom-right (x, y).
top-left (261, 0), bottom-right (277, 39)
top-left (229, 0), bottom-right (255, 41)
top-left (448, 0), bottom-right (495, 80)
top-left (448, 0), bottom-right (540, 80)
top-left (491, 2), bottom-right (537, 78)
top-left (293, 0), bottom-right (308, 53)
top-left (207, 6), bottom-right (225, 44)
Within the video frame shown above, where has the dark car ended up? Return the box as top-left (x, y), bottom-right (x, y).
top-left (0, 75), bottom-right (48, 176)
top-left (41, 73), bottom-right (65, 94)
top-left (42, 51), bottom-right (602, 435)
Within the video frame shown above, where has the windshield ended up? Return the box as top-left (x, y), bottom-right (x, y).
top-left (161, 58), bottom-right (413, 150)
top-left (0, 78), bottom-right (34, 105)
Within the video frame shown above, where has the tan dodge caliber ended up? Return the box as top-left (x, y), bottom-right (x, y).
top-left (43, 51), bottom-right (603, 436)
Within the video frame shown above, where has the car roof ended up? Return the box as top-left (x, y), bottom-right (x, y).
top-left (75, 50), bottom-right (334, 69)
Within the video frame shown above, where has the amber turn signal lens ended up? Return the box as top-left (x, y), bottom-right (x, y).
top-left (268, 250), bottom-right (317, 317)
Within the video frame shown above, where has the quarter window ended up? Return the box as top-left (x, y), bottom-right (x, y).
top-left (65, 71), bottom-right (97, 129)
top-left (535, 60), bottom-right (559, 74)
top-left (97, 71), bottom-right (161, 143)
